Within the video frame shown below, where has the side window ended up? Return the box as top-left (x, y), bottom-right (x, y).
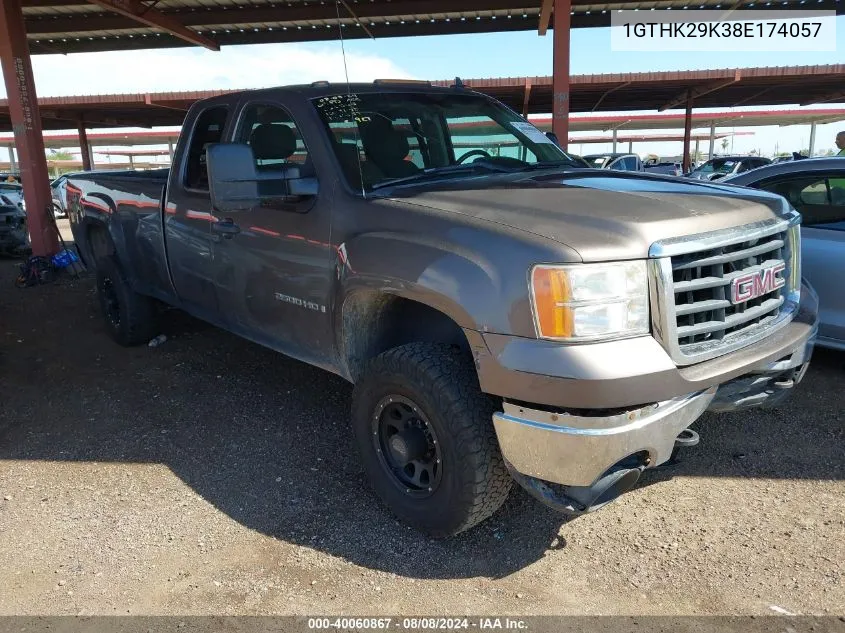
top-left (623, 156), bottom-right (638, 170)
top-left (758, 174), bottom-right (845, 229)
top-left (185, 106), bottom-right (229, 191)
top-left (238, 104), bottom-right (310, 173)
top-left (609, 158), bottom-right (626, 171)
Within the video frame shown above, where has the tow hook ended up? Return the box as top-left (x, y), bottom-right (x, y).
top-left (675, 428), bottom-right (700, 449)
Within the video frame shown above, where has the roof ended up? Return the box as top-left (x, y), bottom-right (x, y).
top-left (3, 67), bottom-right (845, 133)
top-left (723, 156), bottom-right (845, 183)
top-left (21, 0), bottom-right (844, 56)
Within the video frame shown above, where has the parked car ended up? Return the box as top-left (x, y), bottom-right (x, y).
top-left (51, 175), bottom-right (69, 218)
top-left (723, 157), bottom-right (844, 350)
top-left (582, 152), bottom-right (643, 171)
top-left (67, 82), bottom-right (817, 537)
top-left (686, 156), bottom-right (771, 181)
top-left (644, 160), bottom-right (682, 176)
top-left (0, 188), bottom-right (28, 255)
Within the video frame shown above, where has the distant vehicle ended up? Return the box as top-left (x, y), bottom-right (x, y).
top-left (686, 156), bottom-right (771, 181)
top-left (723, 157), bottom-right (845, 350)
top-left (1, 173), bottom-right (22, 184)
top-left (0, 181), bottom-right (24, 209)
top-left (582, 153), bottom-right (643, 171)
top-left (771, 153), bottom-right (809, 164)
top-left (644, 160), bottom-right (682, 176)
top-left (0, 187), bottom-right (27, 255)
top-left (51, 175), bottom-right (69, 218)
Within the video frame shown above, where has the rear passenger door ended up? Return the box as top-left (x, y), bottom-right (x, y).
top-left (165, 103), bottom-right (235, 319)
top-left (755, 172), bottom-right (845, 344)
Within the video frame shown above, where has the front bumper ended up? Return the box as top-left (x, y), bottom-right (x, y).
top-left (486, 283), bottom-right (818, 488)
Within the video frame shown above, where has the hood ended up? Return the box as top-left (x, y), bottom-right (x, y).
top-left (385, 171), bottom-right (787, 261)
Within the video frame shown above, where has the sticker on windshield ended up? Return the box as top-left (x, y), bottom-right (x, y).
top-left (510, 121), bottom-right (553, 144)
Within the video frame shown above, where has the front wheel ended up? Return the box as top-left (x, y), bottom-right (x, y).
top-left (351, 343), bottom-right (512, 537)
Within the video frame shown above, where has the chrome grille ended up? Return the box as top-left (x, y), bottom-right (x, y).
top-left (649, 214), bottom-right (801, 366)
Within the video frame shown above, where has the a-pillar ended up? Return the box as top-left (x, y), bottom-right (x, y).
top-left (552, 0), bottom-right (571, 150)
top-left (0, 0), bottom-right (58, 256)
top-left (78, 118), bottom-right (93, 171)
top-left (682, 91), bottom-right (693, 174)
top-left (808, 121), bottom-right (817, 157)
top-left (708, 124), bottom-right (715, 159)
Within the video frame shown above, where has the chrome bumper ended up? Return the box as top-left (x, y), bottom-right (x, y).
top-left (493, 309), bottom-right (817, 489)
top-left (492, 388), bottom-right (716, 488)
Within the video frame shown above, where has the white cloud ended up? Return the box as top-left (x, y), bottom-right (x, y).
top-left (1, 42), bottom-right (415, 98)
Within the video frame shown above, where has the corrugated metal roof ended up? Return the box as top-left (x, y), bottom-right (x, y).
top-left (19, 0), bottom-right (845, 54)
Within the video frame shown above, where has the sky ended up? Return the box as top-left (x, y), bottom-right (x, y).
top-left (1, 15), bottom-right (845, 162)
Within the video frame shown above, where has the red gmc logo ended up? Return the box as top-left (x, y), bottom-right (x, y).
top-left (731, 262), bottom-right (786, 304)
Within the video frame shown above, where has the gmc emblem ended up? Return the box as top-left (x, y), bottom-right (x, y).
top-left (731, 262), bottom-right (786, 304)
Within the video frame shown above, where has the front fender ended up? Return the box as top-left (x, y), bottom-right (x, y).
top-left (335, 230), bottom-right (508, 335)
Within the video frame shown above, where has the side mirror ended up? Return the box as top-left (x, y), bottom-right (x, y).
top-left (545, 132), bottom-right (560, 147)
top-left (207, 143), bottom-right (260, 212)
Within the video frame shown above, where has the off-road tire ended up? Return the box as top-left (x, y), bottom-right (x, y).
top-left (96, 255), bottom-right (158, 346)
top-left (351, 342), bottom-right (512, 537)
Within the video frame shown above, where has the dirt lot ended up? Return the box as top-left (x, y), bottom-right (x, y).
top-left (0, 228), bottom-right (843, 616)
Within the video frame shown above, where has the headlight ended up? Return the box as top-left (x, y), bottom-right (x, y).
top-left (530, 261), bottom-right (649, 341)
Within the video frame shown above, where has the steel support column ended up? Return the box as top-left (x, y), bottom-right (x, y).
top-left (78, 119), bottom-right (92, 171)
top-left (7, 144), bottom-right (16, 173)
top-left (628, 140), bottom-right (633, 153)
top-left (552, 0), bottom-right (571, 150)
top-left (694, 138), bottom-right (700, 164)
top-left (708, 124), bottom-right (716, 159)
top-left (167, 140), bottom-right (175, 162)
top-left (682, 91), bottom-right (693, 174)
top-left (0, 0), bottom-right (58, 256)
top-left (612, 129), bottom-right (617, 153)
top-left (808, 121), bottom-right (817, 157)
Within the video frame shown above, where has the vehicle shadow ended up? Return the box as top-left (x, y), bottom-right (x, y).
top-left (0, 273), bottom-right (842, 580)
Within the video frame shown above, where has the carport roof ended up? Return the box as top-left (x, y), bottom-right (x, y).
top-left (1, 65), bottom-right (844, 132)
top-left (19, 0), bottom-right (845, 56)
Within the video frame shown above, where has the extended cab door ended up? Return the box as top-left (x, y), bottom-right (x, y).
top-left (210, 100), bottom-right (335, 365)
top-left (165, 102), bottom-right (237, 319)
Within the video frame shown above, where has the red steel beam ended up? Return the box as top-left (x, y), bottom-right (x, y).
top-left (0, 0), bottom-right (58, 257)
top-left (78, 118), bottom-right (92, 171)
top-left (552, 0), bottom-right (571, 150)
top-left (682, 91), bottom-right (693, 174)
top-left (538, 0), bottom-right (554, 35)
top-left (85, 0), bottom-right (219, 50)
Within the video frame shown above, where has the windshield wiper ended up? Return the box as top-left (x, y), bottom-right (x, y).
top-left (370, 161), bottom-right (512, 190)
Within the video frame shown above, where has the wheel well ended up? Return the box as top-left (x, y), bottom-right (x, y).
top-left (342, 292), bottom-right (470, 382)
top-left (86, 223), bottom-right (114, 264)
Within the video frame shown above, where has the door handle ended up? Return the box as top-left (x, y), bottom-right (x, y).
top-left (211, 219), bottom-right (241, 237)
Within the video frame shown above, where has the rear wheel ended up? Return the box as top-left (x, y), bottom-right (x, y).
top-left (351, 343), bottom-right (512, 537)
top-left (96, 255), bottom-right (158, 346)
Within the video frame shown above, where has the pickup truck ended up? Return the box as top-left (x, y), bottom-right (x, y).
top-left (67, 81), bottom-right (818, 537)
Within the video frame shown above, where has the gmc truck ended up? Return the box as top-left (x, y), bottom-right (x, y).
top-left (67, 81), bottom-right (818, 537)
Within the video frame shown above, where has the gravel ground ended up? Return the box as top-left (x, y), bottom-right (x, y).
top-left (0, 226), bottom-right (843, 616)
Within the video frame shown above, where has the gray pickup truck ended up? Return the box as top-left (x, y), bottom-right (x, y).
top-left (67, 81), bottom-right (818, 537)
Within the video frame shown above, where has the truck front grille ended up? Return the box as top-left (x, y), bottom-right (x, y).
top-left (649, 214), bottom-right (801, 366)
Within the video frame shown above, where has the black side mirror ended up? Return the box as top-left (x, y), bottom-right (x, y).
top-left (207, 143), bottom-right (260, 212)
top-left (545, 132), bottom-right (560, 147)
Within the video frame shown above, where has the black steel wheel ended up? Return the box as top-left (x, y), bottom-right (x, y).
top-left (95, 255), bottom-right (158, 346)
top-left (372, 395), bottom-right (443, 497)
top-left (351, 342), bottom-right (512, 537)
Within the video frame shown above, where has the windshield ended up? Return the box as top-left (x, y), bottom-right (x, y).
top-left (693, 159), bottom-right (738, 175)
top-left (311, 91), bottom-right (581, 191)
